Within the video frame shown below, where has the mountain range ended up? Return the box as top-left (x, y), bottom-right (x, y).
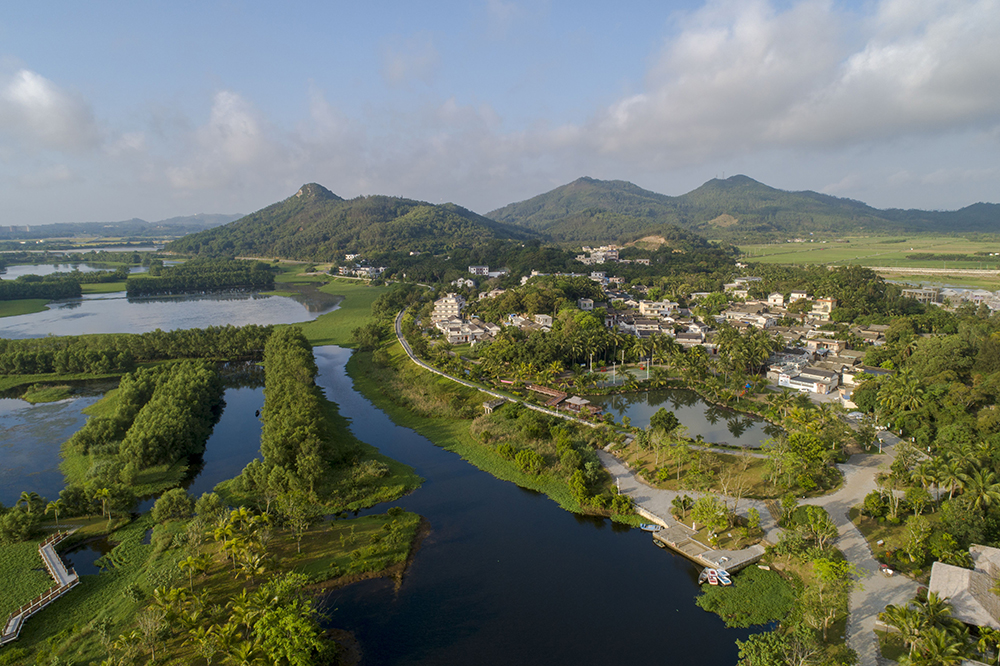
top-left (487, 175), bottom-right (1000, 243)
top-left (0, 214), bottom-right (242, 240)
top-left (167, 176), bottom-right (999, 261)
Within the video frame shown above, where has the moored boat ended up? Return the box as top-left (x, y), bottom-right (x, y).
top-left (639, 523), bottom-right (662, 533)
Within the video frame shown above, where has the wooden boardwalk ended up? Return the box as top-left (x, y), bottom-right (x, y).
top-left (0, 530), bottom-right (80, 646)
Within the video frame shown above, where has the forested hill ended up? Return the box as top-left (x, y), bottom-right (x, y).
top-left (168, 183), bottom-right (536, 260)
top-left (488, 175), bottom-right (1000, 242)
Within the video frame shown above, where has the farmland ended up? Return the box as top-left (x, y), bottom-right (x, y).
top-left (739, 235), bottom-right (1000, 289)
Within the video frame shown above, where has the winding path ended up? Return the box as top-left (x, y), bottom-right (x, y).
top-left (802, 435), bottom-right (920, 666)
top-left (392, 310), bottom-right (917, 665)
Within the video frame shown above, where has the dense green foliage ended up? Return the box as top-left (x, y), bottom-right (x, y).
top-left (168, 183), bottom-right (534, 259)
top-left (0, 323), bottom-right (272, 374)
top-left (0, 274), bottom-right (81, 300)
top-left (259, 328), bottom-right (333, 491)
top-left (487, 175), bottom-right (1000, 242)
top-left (125, 258), bottom-right (274, 296)
top-left (64, 361), bottom-right (223, 475)
top-left (696, 566), bottom-right (796, 628)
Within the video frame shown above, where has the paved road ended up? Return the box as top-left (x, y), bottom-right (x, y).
top-left (598, 450), bottom-right (783, 544)
top-left (394, 310), bottom-right (916, 665)
top-left (802, 433), bottom-right (920, 666)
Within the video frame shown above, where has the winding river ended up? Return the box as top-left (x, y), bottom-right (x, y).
top-left (1, 292), bottom-right (761, 664)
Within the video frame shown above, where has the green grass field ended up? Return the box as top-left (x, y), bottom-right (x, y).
top-left (0, 538), bottom-right (55, 621)
top-left (0, 299), bottom-right (49, 318)
top-left (740, 235), bottom-right (1000, 269)
top-left (297, 278), bottom-right (390, 347)
top-left (80, 282), bottom-right (126, 294)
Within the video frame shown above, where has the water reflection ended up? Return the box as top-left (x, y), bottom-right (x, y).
top-left (0, 291), bottom-right (339, 339)
top-left (588, 389), bottom-right (780, 448)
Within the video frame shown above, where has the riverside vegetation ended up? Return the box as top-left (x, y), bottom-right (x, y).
top-left (0, 277), bottom-right (423, 664)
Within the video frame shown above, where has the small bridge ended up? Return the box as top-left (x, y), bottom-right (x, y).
top-left (1, 530), bottom-right (80, 646)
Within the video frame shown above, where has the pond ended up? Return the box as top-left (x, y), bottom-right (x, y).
top-left (0, 288), bottom-right (340, 339)
top-left (588, 389), bottom-right (781, 448)
top-left (312, 346), bottom-right (759, 665)
top-left (0, 263), bottom-right (148, 280)
top-left (62, 537), bottom-right (115, 576)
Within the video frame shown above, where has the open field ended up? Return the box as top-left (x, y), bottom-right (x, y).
top-left (740, 235), bottom-right (1000, 269)
top-left (0, 299), bottom-right (49, 318)
top-left (297, 278), bottom-right (390, 347)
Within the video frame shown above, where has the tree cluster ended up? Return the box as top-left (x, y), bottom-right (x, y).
top-left (125, 258), bottom-right (274, 296)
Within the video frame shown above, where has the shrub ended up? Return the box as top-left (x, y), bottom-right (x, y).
top-left (151, 488), bottom-right (194, 524)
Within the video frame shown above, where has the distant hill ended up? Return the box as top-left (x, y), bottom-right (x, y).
top-left (168, 183), bottom-right (536, 261)
top-left (0, 214), bottom-right (242, 240)
top-left (488, 175), bottom-right (1000, 242)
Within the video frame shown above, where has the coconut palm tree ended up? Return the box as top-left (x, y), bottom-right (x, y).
top-left (17, 491), bottom-right (41, 514)
top-left (963, 468), bottom-right (1000, 512)
top-left (45, 499), bottom-right (65, 529)
top-left (903, 625), bottom-right (967, 666)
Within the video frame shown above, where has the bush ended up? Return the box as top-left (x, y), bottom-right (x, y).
top-left (695, 566), bottom-right (795, 628)
top-left (514, 449), bottom-right (545, 474)
top-left (151, 488), bottom-right (194, 524)
top-left (0, 509), bottom-right (41, 543)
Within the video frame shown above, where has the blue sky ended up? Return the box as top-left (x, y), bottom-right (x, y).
top-left (2, 0), bottom-right (998, 225)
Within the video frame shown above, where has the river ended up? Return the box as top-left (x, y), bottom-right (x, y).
top-left (1, 292), bottom-right (760, 664)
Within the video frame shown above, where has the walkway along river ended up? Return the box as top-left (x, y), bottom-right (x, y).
top-left (312, 345), bottom-right (760, 665)
top-left (389, 311), bottom-right (917, 666)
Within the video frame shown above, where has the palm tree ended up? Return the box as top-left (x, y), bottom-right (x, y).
top-left (940, 459), bottom-right (970, 501)
top-left (179, 553), bottom-right (213, 590)
top-left (45, 499), bottom-right (65, 528)
top-left (882, 604), bottom-right (923, 655)
top-left (964, 468), bottom-right (1000, 512)
top-left (904, 625), bottom-right (966, 666)
top-left (93, 487), bottom-right (112, 527)
top-left (17, 491), bottom-right (41, 514)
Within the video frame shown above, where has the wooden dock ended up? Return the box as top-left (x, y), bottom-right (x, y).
top-left (0, 530), bottom-right (80, 647)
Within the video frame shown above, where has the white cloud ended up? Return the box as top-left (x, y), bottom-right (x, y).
top-left (381, 33), bottom-right (440, 87)
top-left (166, 91), bottom-right (280, 191)
top-left (571, 0), bottom-right (1000, 164)
top-left (0, 69), bottom-right (101, 153)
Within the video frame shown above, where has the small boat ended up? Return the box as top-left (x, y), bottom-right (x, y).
top-left (639, 524), bottom-right (662, 533)
top-left (707, 569), bottom-right (719, 585)
top-left (717, 571), bottom-right (732, 586)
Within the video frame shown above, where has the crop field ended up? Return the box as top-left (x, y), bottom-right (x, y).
top-left (739, 235), bottom-right (1000, 269)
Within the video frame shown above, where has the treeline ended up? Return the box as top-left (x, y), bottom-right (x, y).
top-left (66, 361), bottom-right (224, 469)
top-left (906, 253), bottom-right (989, 262)
top-left (125, 258), bottom-right (274, 296)
top-left (256, 327), bottom-right (333, 494)
top-left (0, 324), bottom-right (273, 375)
top-left (0, 274), bottom-right (81, 301)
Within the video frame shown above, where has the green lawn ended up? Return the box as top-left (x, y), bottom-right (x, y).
top-left (297, 279), bottom-right (390, 347)
top-left (0, 538), bottom-right (55, 621)
top-left (0, 299), bottom-right (49, 318)
top-left (81, 282), bottom-right (126, 294)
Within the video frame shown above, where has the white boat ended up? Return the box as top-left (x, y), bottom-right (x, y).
top-left (639, 523), bottom-right (662, 533)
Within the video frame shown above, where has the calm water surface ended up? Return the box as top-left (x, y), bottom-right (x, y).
top-left (313, 346), bottom-right (757, 665)
top-left (0, 263), bottom-right (148, 280)
top-left (0, 396), bottom-right (100, 506)
top-left (0, 289), bottom-right (337, 339)
top-left (589, 389), bottom-right (781, 448)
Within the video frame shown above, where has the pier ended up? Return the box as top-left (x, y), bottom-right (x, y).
top-left (1, 530), bottom-right (80, 646)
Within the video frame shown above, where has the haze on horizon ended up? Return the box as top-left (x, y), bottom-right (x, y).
top-left (1, 0), bottom-right (998, 226)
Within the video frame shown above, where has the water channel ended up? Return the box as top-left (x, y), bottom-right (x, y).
top-left (0, 293), bottom-right (761, 663)
top-left (588, 389), bottom-right (782, 448)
